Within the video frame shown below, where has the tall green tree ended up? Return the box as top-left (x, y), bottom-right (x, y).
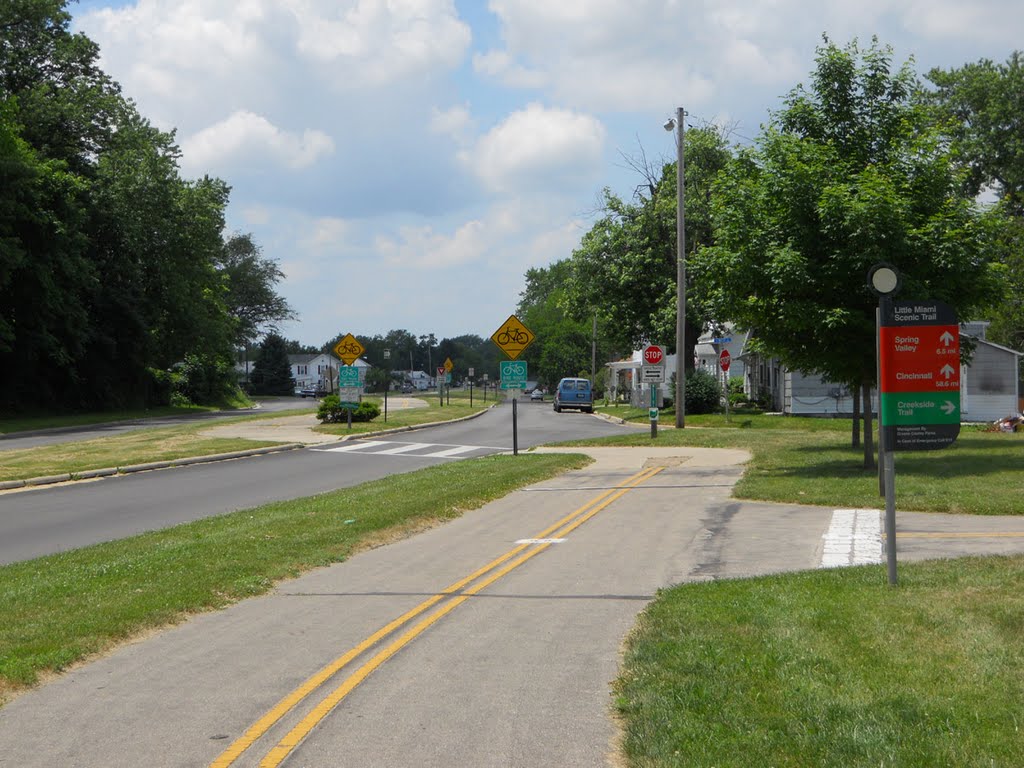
top-left (251, 333), bottom-right (294, 396)
top-left (563, 127), bottom-right (731, 363)
top-left (518, 261), bottom-right (608, 390)
top-left (692, 37), bottom-right (1001, 466)
top-left (218, 232), bottom-right (296, 348)
top-left (925, 52), bottom-right (1024, 214)
top-left (925, 52), bottom-right (1024, 353)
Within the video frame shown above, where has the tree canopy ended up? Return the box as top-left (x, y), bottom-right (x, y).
top-left (0, 1), bottom-right (293, 411)
top-left (692, 37), bottom-right (1000, 392)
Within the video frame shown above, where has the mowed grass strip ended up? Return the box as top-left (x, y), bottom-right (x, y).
top-left (0, 423), bottom-right (285, 482)
top-left (566, 414), bottom-right (1024, 515)
top-left (615, 557), bottom-right (1024, 767)
top-left (0, 452), bottom-right (589, 700)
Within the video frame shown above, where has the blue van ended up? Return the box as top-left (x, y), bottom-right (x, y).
top-left (554, 377), bottom-right (593, 413)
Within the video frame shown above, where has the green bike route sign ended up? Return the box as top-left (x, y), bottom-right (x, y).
top-left (879, 299), bottom-right (960, 451)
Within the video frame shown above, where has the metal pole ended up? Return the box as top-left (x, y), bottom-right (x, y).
top-left (512, 397), bottom-right (519, 455)
top-left (650, 383), bottom-right (657, 439)
top-left (885, 448), bottom-right (897, 585)
top-left (674, 106), bottom-right (687, 429)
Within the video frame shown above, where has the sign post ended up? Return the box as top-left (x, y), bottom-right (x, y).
top-left (872, 265), bottom-right (960, 585)
top-left (720, 349), bottom-right (732, 422)
top-left (492, 315), bottom-right (536, 455)
top-left (642, 344), bottom-right (665, 438)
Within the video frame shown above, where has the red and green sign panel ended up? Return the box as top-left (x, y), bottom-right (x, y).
top-left (879, 300), bottom-right (960, 451)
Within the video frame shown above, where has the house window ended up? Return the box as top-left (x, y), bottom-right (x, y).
top-left (297, 365), bottom-right (307, 375)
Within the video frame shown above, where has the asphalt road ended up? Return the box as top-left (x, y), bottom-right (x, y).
top-left (0, 401), bottom-right (626, 565)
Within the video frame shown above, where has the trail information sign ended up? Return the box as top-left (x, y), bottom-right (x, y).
top-left (880, 299), bottom-right (960, 451)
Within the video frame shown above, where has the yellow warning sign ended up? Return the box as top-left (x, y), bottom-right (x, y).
top-left (332, 333), bottom-right (365, 366)
top-left (490, 315), bottom-right (536, 360)
top-left (443, 357), bottom-right (454, 373)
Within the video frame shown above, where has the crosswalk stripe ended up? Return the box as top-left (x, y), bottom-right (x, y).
top-left (424, 445), bottom-right (479, 458)
top-left (318, 441), bottom-right (390, 453)
top-left (376, 442), bottom-right (433, 455)
top-left (312, 440), bottom-right (502, 459)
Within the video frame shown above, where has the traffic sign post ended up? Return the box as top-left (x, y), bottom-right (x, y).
top-left (491, 315), bottom-right (537, 455)
top-left (720, 349), bottom-right (732, 422)
top-left (642, 344), bottom-right (665, 438)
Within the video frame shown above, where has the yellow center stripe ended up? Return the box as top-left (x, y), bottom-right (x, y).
top-left (210, 464), bottom-right (665, 768)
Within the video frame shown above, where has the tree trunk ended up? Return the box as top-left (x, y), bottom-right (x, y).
top-left (862, 382), bottom-right (875, 470)
top-left (851, 385), bottom-right (861, 448)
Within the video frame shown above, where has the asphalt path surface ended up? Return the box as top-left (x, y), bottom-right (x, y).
top-left (0, 397), bottom-right (306, 451)
top-left (0, 401), bottom-right (626, 565)
top-left (1, 446), bottom-right (781, 767)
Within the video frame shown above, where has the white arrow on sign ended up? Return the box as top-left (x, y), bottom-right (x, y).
top-left (940, 364), bottom-right (956, 379)
top-left (941, 400), bottom-right (956, 415)
top-left (940, 331), bottom-right (955, 347)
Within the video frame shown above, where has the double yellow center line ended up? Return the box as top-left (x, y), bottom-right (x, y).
top-left (211, 464), bottom-right (665, 768)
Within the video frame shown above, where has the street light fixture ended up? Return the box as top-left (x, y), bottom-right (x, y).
top-left (664, 106), bottom-right (687, 428)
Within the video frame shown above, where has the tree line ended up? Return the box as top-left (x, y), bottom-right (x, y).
top-left (0, 1), bottom-right (293, 413)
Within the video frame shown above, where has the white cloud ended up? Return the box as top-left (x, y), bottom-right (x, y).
top-left (180, 111), bottom-right (334, 174)
top-left (429, 104), bottom-right (475, 143)
top-left (463, 103), bottom-right (606, 193)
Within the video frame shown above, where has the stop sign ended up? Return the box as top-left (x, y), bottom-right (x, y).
top-left (643, 344), bottom-right (664, 365)
top-left (719, 349), bottom-right (731, 372)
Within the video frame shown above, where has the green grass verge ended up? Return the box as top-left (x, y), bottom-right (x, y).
top-left (0, 421), bottom-right (288, 482)
top-left (563, 414), bottom-right (1024, 515)
top-left (313, 388), bottom-right (493, 436)
top-left (0, 453), bottom-right (589, 699)
top-left (616, 557), bottom-right (1024, 767)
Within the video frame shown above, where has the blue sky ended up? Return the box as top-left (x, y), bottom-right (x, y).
top-left (69, 0), bottom-right (1021, 348)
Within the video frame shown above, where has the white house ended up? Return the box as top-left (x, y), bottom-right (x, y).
top-left (289, 354), bottom-right (369, 392)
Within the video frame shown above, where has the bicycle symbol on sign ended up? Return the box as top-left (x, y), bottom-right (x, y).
top-left (336, 340), bottom-right (363, 356)
top-left (496, 326), bottom-right (530, 346)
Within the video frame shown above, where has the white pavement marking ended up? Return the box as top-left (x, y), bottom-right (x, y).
top-left (376, 442), bottom-right (432, 455)
top-left (312, 440), bottom-right (503, 459)
top-left (424, 445), bottom-right (479, 458)
top-left (317, 441), bottom-right (390, 453)
top-left (820, 508), bottom-right (883, 568)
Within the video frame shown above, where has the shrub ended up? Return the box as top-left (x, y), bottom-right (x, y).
top-left (685, 368), bottom-right (721, 414)
top-left (317, 396), bottom-right (381, 424)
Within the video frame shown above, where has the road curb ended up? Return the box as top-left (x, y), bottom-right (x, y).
top-left (4, 443), bottom-right (305, 492)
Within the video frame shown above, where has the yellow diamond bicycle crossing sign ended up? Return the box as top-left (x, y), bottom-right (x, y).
top-left (490, 314), bottom-right (535, 360)
top-left (443, 357), bottom-right (454, 373)
top-left (332, 333), bottom-right (365, 366)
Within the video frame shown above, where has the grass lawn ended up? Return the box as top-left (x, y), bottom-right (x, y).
top-left (616, 556), bottom-right (1024, 767)
top-left (0, 452), bottom-right (590, 702)
top-left (567, 412), bottom-right (1023, 515)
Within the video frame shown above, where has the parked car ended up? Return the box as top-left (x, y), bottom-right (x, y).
top-left (296, 388), bottom-right (320, 398)
top-left (553, 377), bottom-right (593, 413)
